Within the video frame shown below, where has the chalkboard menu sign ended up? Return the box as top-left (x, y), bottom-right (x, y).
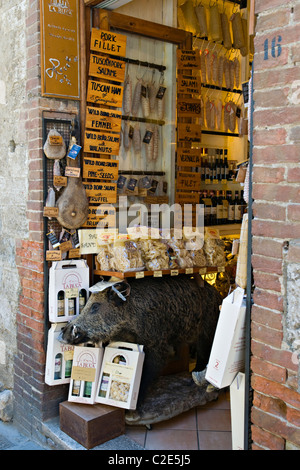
top-left (40, 0), bottom-right (80, 100)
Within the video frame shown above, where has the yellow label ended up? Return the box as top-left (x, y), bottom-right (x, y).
top-left (65, 288), bottom-right (79, 299)
top-left (153, 271), bottom-right (163, 277)
top-left (71, 366), bottom-right (96, 382)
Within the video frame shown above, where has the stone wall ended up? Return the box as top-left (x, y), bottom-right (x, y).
top-left (0, 0), bottom-right (28, 392)
top-left (251, 0), bottom-right (300, 450)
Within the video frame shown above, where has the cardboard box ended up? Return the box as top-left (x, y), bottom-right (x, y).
top-left (45, 323), bottom-right (75, 386)
top-left (95, 342), bottom-right (144, 410)
top-left (230, 372), bottom-right (245, 450)
top-left (68, 345), bottom-right (103, 405)
top-left (49, 260), bottom-right (90, 323)
top-left (59, 401), bottom-right (125, 449)
top-left (205, 287), bottom-right (246, 389)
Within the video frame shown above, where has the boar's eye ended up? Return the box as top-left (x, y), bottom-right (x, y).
top-left (89, 302), bottom-right (101, 315)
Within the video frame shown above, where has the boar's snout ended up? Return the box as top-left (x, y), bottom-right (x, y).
top-left (60, 322), bottom-right (90, 345)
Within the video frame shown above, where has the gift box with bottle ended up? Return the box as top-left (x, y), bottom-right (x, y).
top-left (48, 260), bottom-right (89, 322)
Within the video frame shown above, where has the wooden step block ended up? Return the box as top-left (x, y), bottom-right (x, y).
top-left (59, 401), bottom-right (125, 449)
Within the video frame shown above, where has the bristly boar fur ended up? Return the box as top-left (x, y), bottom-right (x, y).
top-left (61, 275), bottom-right (222, 403)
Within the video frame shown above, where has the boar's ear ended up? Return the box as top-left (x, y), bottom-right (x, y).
top-left (107, 282), bottom-right (131, 307)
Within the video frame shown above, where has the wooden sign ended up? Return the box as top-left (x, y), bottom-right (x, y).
top-left (84, 130), bottom-right (120, 155)
top-left (177, 149), bottom-right (201, 167)
top-left (46, 250), bottom-right (62, 261)
top-left (176, 171), bottom-right (201, 191)
top-left (65, 167), bottom-right (81, 177)
top-left (83, 182), bottom-right (117, 204)
top-left (83, 157), bottom-right (119, 180)
top-left (53, 175), bottom-right (67, 187)
top-left (87, 80), bottom-right (124, 108)
top-left (85, 106), bottom-right (122, 133)
top-left (82, 207), bottom-right (116, 229)
top-left (175, 192), bottom-right (200, 204)
top-left (90, 28), bottom-right (127, 57)
top-left (177, 74), bottom-right (201, 95)
top-left (40, 0), bottom-right (80, 99)
top-left (178, 99), bottom-right (202, 117)
top-left (69, 248), bottom-right (80, 258)
top-left (178, 123), bottom-right (201, 141)
top-left (49, 134), bottom-right (63, 145)
top-left (177, 50), bottom-right (201, 69)
top-left (89, 54), bottom-right (126, 83)
top-left (43, 207), bottom-right (59, 218)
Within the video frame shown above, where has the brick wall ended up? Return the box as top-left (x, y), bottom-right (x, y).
top-left (13, 0), bottom-right (78, 442)
top-left (251, 0), bottom-right (300, 450)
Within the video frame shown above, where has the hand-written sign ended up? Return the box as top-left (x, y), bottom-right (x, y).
top-left (83, 157), bottom-right (119, 180)
top-left (40, 0), bottom-right (80, 99)
top-left (175, 191), bottom-right (200, 204)
top-left (89, 53), bottom-right (126, 83)
top-left (177, 74), bottom-right (201, 95)
top-left (84, 130), bottom-right (120, 155)
top-left (178, 123), bottom-right (201, 141)
top-left (83, 182), bottom-right (117, 204)
top-left (177, 50), bottom-right (201, 69)
top-left (85, 106), bottom-right (122, 133)
top-left (87, 80), bottom-right (124, 108)
top-left (82, 207), bottom-right (116, 228)
top-left (90, 29), bottom-right (127, 57)
top-left (177, 99), bottom-right (202, 117)
top-left (177, 149), bottom-right (201, 167)
top-left (176, 171), bottom-right (201, 191)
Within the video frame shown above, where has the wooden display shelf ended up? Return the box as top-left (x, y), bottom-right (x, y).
top-left (94, 266), bottom-right (224, 279)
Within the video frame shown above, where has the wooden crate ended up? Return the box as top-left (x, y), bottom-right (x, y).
top-left (59, 401), bottom-right (125, 449)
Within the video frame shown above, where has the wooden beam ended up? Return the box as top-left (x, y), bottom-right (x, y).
top-left (84, 0), bottom-right (105, 6)
top-left (97, 9), bottom-right (192, 45)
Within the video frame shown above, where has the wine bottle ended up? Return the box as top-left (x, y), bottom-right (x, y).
top-left (216, 190), bottom-right (223, 225)
top-left (210, 191), bottom-right (217, 226)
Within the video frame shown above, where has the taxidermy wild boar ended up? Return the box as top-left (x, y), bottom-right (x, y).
top-left (61, 275), bottom-right (222, 403)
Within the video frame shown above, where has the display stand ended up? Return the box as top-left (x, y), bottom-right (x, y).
top-left (125, 371), bottom-right (219, 427)
top-left (94, 265), bottom-right (225, 279)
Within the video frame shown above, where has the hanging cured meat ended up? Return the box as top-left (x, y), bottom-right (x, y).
top-left (200, 50), bottom-right (207, 84)
top-left (194, 4), bottom-right (208, 38)
top-left (56, 151), bottom-right (89, 229)
top-left (231, 12), bottom-right (245, 51)
top-left (123, 74), bottom-right (132, 116)
top-left (43, 128), bottom-right (66, 160)
top-left (217, 55), bottom-right (224, 88)
top-left (221, 12), bottom-right (232, 50)
top-left (141, 82), bottom-right (150, 118)
top-left (215, 99), bottom-right (223, 130)
top-left (209, 5), bottom-right (223, 43)
top-left (131, 78), bottom-right (142, 116)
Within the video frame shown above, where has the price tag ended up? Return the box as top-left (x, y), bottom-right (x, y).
top-left (199, 268), bottom-right (206, 275)
top-left (53, 175), bottom-right (67, 187)
top-left (49, 135), bottom-right (63, 146)
top-left (69, 248), bottom-right (81, 259)
top-left (65, 167), bottom-right (81, 178)
top-left (185, 268), bottom-right (193, 274)
top-left (218, 266), bottom-right (225, 272)
top-left (153, 271), bottom-right (163, 277)
top-left (43, 207), bottom-right (59, 218)
top-left (135, 271), bottom-right (145, 279)
top-left (171, 270), bottom-right (179, 276)
top-left (46, 250), bottom-right (62, 261)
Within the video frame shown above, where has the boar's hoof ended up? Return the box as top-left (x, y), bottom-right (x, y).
top-left (192, 369), bottom-right (208, 387)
